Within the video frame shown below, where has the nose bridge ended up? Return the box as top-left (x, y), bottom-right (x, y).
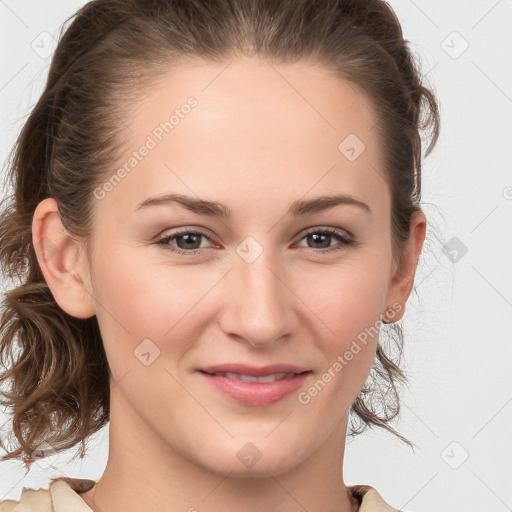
top-left (221, 243), bottom-right (292, 347)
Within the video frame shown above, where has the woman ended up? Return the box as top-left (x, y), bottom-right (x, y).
top-left (0, 0), bottom-right (439, 510)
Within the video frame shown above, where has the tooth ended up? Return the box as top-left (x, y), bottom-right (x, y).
top-left (240, 374), bottom-right (260, 383)
top-left (257, 374), bottom-right (277, 383)
top-left (213, 372), bottom-right (296, 382)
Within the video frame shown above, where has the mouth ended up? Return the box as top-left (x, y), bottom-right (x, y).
top-left (197, 364), bottom-right (312, 406)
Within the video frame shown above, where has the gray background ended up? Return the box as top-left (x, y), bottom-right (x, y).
top-left (1, 1), bottom-right (511, 510)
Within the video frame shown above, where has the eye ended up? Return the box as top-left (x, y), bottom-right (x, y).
top-left (295, 227), bottom-right (354, 254)
top-left (154, 228), bottom-right (214, 256)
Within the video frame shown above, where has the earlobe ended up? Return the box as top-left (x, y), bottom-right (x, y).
top-left (385, 210), bottom-right (427, 322)
top-left (32, 197), bottom-right (96, 319)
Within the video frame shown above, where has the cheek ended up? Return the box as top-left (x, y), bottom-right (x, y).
top-left (296, 254), bottom-right (391, 398)
top-left (296, 302), bottom-right (384, 421)
top-left (89, 247), bottom-right (197, 366)
top-left (303, 257), bottom-right (391, 343)
top-left (89, 245), bottom-right (235, 384)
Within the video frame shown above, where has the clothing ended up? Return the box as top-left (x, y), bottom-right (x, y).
top-left (0, 477), bottom-right (401, 511)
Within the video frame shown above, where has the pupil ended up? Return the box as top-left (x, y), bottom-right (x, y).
top-left (310, 233), bottom-right (330, 248)
top-left (178, 233), bottom-right (200, 250)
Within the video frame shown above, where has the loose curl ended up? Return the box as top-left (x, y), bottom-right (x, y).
top-left (0, 0), bottom-right (439, 468)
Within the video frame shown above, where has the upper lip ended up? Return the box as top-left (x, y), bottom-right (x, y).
top-left (199, 363), bottom-right (310, 377)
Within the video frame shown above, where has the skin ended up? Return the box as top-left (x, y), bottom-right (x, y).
top-left (33, 58), bottom-right (425, 512)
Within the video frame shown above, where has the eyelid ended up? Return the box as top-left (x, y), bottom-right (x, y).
top-left (299, 225), bottom-right (353, 241)
top-left (157, 226), bottom-right (218, 243)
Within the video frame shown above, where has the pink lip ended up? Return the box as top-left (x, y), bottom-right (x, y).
top-left (198, 363), bottom-right (311, 407)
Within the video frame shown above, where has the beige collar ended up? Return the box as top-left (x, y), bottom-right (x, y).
top-left (50, 478), bottom-right (95, 511)
top-left (1, 477), bottom-right (399, 512)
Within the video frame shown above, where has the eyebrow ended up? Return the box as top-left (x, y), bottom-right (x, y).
top-left (136, 192), bottom-right (371, 217)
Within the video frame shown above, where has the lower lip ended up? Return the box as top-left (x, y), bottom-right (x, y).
top-left (198, 371), bottom-right (310, 406)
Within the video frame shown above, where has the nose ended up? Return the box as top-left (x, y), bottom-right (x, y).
top-left (217, 251), bottom-right (295, 349)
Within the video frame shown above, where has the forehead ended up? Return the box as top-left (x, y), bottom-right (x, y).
top-left (100, 59), bottom-right (388, 221)
top-left (130, 58), bottom-right (379, 152)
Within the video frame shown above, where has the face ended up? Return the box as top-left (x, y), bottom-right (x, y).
top-left (75, 59), bottom-right (412, 476)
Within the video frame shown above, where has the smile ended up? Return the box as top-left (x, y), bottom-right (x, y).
top-left (198, 368), bottom-right (311, 407)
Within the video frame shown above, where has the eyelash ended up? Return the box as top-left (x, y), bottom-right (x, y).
top-left (154, 227), bottom-right (355, 256)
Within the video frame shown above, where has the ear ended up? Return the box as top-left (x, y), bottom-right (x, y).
top-left (32, 197), bottom-right (96, 319)
top-left (384, 209), bottom-right (426, 322)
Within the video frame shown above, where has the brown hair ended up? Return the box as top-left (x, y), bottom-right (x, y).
top-left (0, 0), bottom-right (439, 467)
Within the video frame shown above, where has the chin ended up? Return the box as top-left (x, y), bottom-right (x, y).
top-left (192, 440), bottom-right (306, 479)
top-left (202, 457), bottom-right (301, 479)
